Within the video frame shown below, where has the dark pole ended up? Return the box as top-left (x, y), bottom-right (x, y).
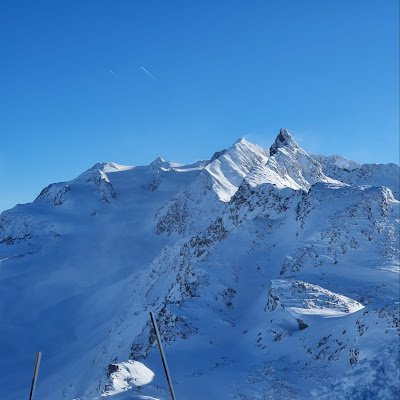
top-left (29, 352), bottom-right (42, 400)
top-left (149, 311), bottom-right (176, 400)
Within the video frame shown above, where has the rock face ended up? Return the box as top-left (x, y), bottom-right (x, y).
top-left (0, 129), bottom-right (399, 400)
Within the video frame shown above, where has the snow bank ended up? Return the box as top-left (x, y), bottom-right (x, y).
top-left (102, 361), bottom-right (154, 397)
top-left (270, 279), bottom-right (364, 318)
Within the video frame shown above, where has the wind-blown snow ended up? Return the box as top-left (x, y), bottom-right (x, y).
top-left (313, 154), bottom-right (361, 171)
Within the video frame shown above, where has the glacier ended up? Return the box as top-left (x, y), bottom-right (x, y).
top-left (0, 129), bottom-right (399, 399)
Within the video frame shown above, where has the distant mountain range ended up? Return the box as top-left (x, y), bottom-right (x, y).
top-left (0, 129), bottom-right (398, 399)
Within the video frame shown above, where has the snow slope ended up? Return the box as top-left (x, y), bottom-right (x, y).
top-left (0, 129), bottom-right (398, 400)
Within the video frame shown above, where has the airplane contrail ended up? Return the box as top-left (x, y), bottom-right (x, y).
top-left (139, 66), bottom-right (156, 80)
top-left (107, 68), bottom-right (118, 76)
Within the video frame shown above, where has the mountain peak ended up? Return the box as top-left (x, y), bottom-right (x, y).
top-left (255, 128), bottom-right (339, 191)
top-left (87, 162), bottom-right (133, 174)
top-left (150, 156), bottom-right (165, 166)
top-left (234, 137), bottom-right (250, 145)
top-left (201, 136), bottom-right (268, 201)
top-left (270, 128), bottom-right (299, 155)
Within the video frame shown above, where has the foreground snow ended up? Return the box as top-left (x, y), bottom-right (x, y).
top-left (101, 360), bottom-right (154, 397)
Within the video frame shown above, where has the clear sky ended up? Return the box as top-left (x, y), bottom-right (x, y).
top-left (0, 0), bottom-right (398, 212)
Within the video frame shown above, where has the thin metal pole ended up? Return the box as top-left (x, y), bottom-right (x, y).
top-left (29, 352), bottom-right (42, 400)
top-left (149, 311), bottom-right (176, 400)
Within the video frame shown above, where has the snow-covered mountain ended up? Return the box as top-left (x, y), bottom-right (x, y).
top-left (0, 129), bottom-right (399, 400)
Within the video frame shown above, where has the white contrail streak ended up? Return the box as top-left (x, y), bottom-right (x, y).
top-left (107, 69), bottom-right (118, 76)
top-left (139, 66), bottom-right (156, 80)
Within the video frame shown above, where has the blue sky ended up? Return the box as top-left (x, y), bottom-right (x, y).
top-left (0, 0), bottom-right (398, 212)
